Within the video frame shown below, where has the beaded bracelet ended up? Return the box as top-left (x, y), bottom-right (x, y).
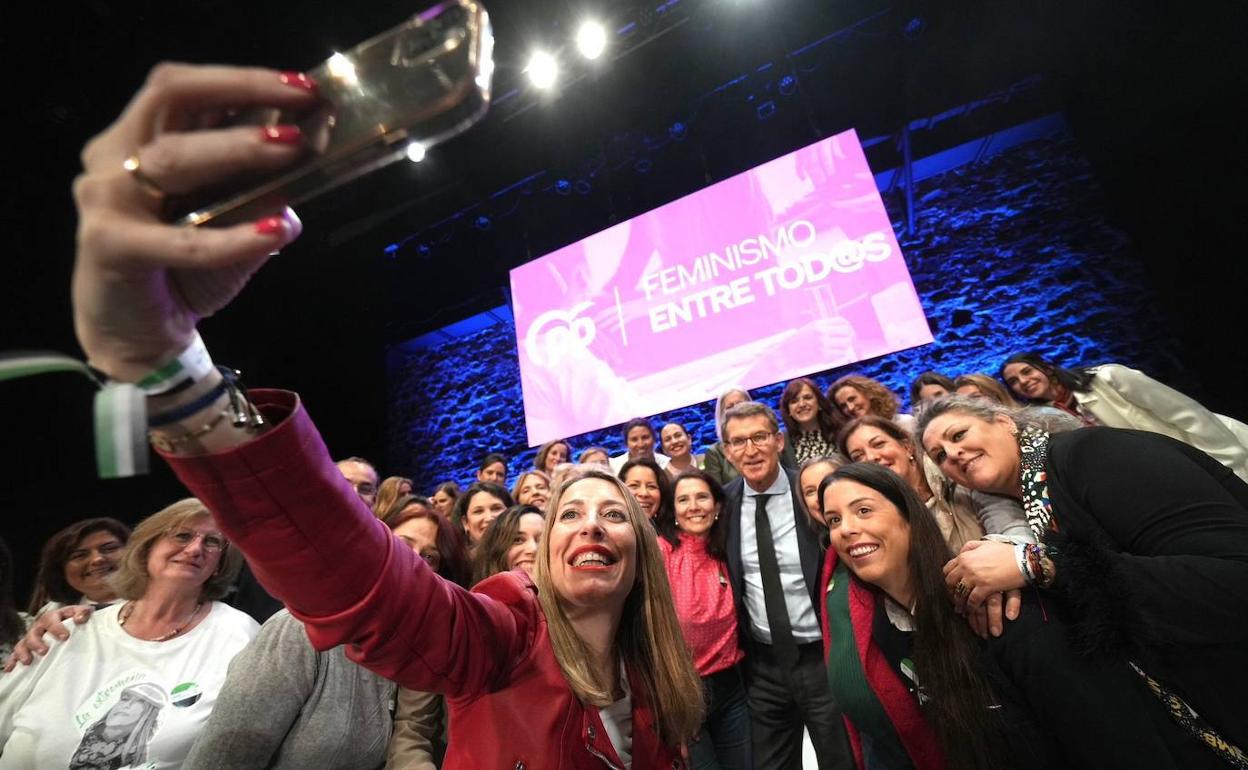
top-left (1014, 543), bottom-right (1035, 584)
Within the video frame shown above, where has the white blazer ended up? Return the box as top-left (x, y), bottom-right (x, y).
top-left (1075, 364), bottom-right (1248, 482)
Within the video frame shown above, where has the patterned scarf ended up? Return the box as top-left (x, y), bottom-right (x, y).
top-left (1016, 425), bottom-right (1054, 541)
top-left (1021, 425), bottom-right (1247, 767)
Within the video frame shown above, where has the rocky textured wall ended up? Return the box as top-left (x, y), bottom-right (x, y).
top-left (386, 134), bottom-right (1190, 490)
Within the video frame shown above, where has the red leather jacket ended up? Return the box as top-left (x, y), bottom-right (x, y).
top-left (163, 390), bottom-right (685, 769)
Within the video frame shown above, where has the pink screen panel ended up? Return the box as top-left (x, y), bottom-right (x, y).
top-left (510, 128), bottom-right (932, 446)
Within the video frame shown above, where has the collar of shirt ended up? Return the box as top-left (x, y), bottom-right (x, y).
top-left (743, 469), bottom-right (789, 498)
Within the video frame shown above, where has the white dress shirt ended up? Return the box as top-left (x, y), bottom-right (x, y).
top-left (739, 471), bottom-right (821, 644)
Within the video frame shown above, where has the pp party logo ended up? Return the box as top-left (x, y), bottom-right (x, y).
top-left (524, 301), bottom-right (596, 368)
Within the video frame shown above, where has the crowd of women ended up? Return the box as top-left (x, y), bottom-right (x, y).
top-left (1, 62), bottom-right (1246, 770)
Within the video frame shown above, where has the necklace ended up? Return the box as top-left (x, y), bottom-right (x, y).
top-left (118, 600), bottom-right (204, 641)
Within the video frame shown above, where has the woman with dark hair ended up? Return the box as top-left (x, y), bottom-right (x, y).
top-left (471, 505), bottom-right (545, 585)
top-left (908, 371), bottom-right (956, 409)
top-left (917, 395), bottom-right (1248, 763)
top-left (829, 374), bottom-right (916, 434)
top-left (619, 456), bottom-right (672, 520)
top-left (954, 373), bottom-right (1020, 408)
top-left (449, 482), bottom-right (514, 547)
top-left (429, 481), bottom-right (460, 519)
top-left (27, 517), bottom-right (132, 614)
top-left (534, 440), bottom-right (572, 475)
top-left (654, 469), bottom-right (752, 770)
top-left (384, 496), bottom-right (471, 588)
top-left (818, 460), bottom-right (1235, 769)
top-left (475, 452), bottom-right (509, 485)
top-left (661, 422), bottom-right (703, 478)
top-left (1000, 351), bottom-right (1248, 480)
top-left (780, 377), bottom-right (843, 464)
top-left (838, 415), bottom-right (1031, 550)
top-left (0, 500), bottom-right (255, 768)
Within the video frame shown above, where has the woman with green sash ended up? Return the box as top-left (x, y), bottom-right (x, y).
top-left (815, 462), bottom-right (1235, 770)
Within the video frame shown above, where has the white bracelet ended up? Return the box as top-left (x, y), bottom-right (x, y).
top-left (133, 332), bottom-right (214, 396)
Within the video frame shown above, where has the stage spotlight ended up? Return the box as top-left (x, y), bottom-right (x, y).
top-left (327, 52), bottom-right (359, 87)
top-left (526, 51), bottom-right (559, 89)
top-left (555, 178), bottom-right (572, 195)
top-left (576, 21), bottom-right (608, 60)
top-left (406, 142), bottom-right (427, 163)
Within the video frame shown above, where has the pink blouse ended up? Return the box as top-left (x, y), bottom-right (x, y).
top-left (657, 533), bottom-right (744, 677)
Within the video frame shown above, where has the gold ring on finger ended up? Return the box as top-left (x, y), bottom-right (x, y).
top-left (955, 580), bottom-right (969, 598)
top-left (122, 152), bottom-right (167, 201)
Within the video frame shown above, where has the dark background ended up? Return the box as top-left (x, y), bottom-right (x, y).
top-left (2, 0), bottom-right (1245, 602)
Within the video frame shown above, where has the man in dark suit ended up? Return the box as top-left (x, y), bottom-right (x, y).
top-left (721, 401), bottom-right (851, 769)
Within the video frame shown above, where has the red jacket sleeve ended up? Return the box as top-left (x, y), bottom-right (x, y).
top-left (160, 389), bottom-right (533, 696)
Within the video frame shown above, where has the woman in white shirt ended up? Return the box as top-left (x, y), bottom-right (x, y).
top-left (0, 499), bottom-right (258, 769)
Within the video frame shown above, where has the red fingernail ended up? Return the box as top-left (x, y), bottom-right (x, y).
top-left (279, 71), bottom-right (317, 91)
top-left (255, 216), bottom-right (286, 236)
top-left (262, 125), bottom-right (303, 144)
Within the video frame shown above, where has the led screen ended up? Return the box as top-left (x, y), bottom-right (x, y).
top-left (510, 128), bottom-right (932, 446)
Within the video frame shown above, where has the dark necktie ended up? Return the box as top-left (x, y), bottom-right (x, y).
top-left (754, 493), bottom-right (799, 665)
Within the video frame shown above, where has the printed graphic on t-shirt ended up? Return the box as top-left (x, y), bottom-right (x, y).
top-left (69, 673), bottom-right (168, 770)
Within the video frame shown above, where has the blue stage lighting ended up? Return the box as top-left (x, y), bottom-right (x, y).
top-left (474, 215), bottom-right (492, 230)
top-left (779, 75), bottom-right (796, 95)
top-left (556, 178), bottom-right (572, 195)
top-left (756, 101), bottom-right (776, 120)
top-left (669, 121), bottom-right (688, 140)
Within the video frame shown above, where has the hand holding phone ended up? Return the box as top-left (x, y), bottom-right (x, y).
top-left (174, 0), bottom-right (493, 227)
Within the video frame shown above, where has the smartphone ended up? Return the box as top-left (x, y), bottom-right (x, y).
top-left (174, 0), bottom-right (493, 227)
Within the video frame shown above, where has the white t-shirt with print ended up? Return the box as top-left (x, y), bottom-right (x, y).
top-left (0, 601), bottom-right (258, 769)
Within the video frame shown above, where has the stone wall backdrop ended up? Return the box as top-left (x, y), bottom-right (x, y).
top-left (386, 132), bottom-right (1193, 491)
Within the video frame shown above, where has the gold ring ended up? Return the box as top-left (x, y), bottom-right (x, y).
top-left (955, 580), bottom-right (969, 598)
top-left (122, 153), bottom-right (166, 200)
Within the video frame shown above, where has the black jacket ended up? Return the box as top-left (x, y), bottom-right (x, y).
top-left (723, 467), bottom-right (825, 649)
